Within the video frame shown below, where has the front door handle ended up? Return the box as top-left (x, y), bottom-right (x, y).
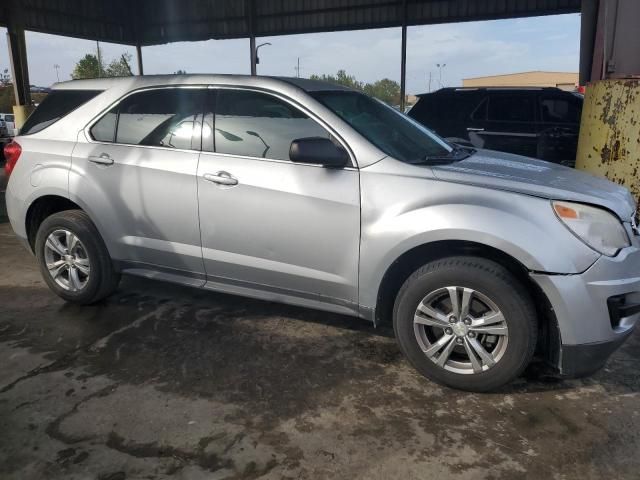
top-left (88, 153), bottom-right (114, 166)
top-left (203, 171), bottom-right (238, 186)
top-left (467, 127), bottom-right (485, 132)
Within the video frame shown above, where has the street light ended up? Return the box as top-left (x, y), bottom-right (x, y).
top-left (436, 63), bottom-right (447, 88)
top-left (255, 42), bottom-right (272, 67)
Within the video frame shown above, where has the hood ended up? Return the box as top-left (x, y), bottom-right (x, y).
top-left (431, 149), bottom-right (636, 221)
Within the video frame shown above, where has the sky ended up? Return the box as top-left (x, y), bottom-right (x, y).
top-left (0, 13), bottom-right (580, 95)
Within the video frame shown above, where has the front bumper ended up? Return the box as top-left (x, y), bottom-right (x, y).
top-left (531, 245), bottom-right (640, 376)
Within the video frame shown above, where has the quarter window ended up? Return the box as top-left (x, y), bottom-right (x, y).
top-left (90, 88), bottom-right (204, 150)
top-left (212, 89), bottom-right (330, 161)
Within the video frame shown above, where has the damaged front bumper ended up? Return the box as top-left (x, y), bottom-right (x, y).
top-left (531, 244), bottom-right (640, 377)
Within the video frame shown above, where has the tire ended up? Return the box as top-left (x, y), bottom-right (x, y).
top-left (393, 256), bottom-right (537, 392)
top-left (35, 210), bottom-right (120, 304)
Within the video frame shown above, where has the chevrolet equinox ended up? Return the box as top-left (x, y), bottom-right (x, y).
top-left (5, 75), bottom-right (639, 391)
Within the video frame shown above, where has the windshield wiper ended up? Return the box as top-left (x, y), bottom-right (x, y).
top-left (415, 146), bottom-right (476, 165)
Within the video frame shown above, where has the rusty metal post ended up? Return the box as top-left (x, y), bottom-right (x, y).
top-left (575, 79), bottom-right (640, 205)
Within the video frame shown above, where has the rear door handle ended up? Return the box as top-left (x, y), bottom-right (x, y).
top-left (467, 127), bottom-right (485, 132)
top-left (88, 153), bottom-right (114, 166)
top-left (203, 171), bottom-right (238, 186)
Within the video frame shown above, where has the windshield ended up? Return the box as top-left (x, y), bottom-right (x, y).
top-left (310, 90), bottom-right (452, 163)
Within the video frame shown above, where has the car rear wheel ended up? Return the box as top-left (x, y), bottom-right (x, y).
top-left (35, 210), bottom-right (120, 304)
top-left (393, 256), bottom-right (537, 392)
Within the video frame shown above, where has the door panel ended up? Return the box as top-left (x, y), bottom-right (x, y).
top-left (197, 154), bottom-right (360, 303)
top-left (537, 93), bottom-right (582, 165)
top-left (470, 93), bottom-right (539, 158)
top-left (71, 141), bottom-right (205, 274)
top-left (69, 87), bottom-right (206, 275)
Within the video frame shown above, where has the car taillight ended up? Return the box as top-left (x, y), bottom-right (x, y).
top-left (4, 141), bottom-right (22, 176)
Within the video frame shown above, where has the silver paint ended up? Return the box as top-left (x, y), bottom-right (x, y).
top-left (5, 74), bottom-right (639, 372)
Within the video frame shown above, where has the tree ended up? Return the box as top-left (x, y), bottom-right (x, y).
top-left (174, 69), bottom-right (187, 75)
top-left (364, 78), bottom-right (401, 106)
top-left (310, 70), bottom-right (402, 106)
top-left (0, 68), bottom-right (10, 87)
top-left (71, 54), bottom-right (101, 79)
top-left (105, 54), bottom-right (133, 77)
top-left (71, 52), bottom-right (134, 80)
top-left (310, 69), bottom-right (364, 91)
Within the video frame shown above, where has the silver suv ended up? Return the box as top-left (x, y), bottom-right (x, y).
top-left (5, 75), bottom-right (639, 391)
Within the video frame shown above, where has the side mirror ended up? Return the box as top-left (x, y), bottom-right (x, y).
top-left (289, 137), bottom-right (349, 168)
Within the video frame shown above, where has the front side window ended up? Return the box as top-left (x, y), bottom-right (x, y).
top-left (212, 89), bottom-right (330, 160)
top-left (311, 90), bottom-right (451, 163)
top-left (90, 88), bottom-right (204, 150)
top-left (487, 94), bottom-right (535, 123)
top-left (540, 97), bottom-right (581, 124)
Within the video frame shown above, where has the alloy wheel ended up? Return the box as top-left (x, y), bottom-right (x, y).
top-left (43, 229), bottom-right (91, 292)
top-left (413, 286), bottom-right (508, 374)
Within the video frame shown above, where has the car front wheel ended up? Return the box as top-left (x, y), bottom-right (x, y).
top-left (393, 256), bottom-right (537, 392)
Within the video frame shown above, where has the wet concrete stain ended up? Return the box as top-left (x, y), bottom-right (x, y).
top-left (0, 223), bottom-right (639, 479)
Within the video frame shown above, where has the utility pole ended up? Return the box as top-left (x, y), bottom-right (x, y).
top-left (294, 57), bottom-right (301, 78)
top-left (96, 41), bottom-right (103, 77)
top-left (428, 71), bottom-right (432, 92)
top-left (54, 64), bottom-right (60, 82)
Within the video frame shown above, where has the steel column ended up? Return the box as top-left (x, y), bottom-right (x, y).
top-left (6, 26), bottom-right (31, 107)
top-left (136, 45), bottom-right (144, 75)
top-left (247, 0), bottom-right (257, 75)
top-left (250, 36), bottom-right (257, 75)
top-left (400, 0), bottom-right (407, 111)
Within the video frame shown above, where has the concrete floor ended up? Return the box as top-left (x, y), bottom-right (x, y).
top-left (0, 221), bottom-right (639, 480)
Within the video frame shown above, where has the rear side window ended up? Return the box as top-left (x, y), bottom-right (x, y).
top-left (90, 88), bottom-right (204, 150)
top-left (487, 94), bottom-right (535, 123)
top-left (408, 95), bottom-right (439, 122)
top-left (21, 90), bottom-right (101, 135)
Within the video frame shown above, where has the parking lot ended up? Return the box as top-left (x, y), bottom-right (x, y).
top-left (0, 208), bottom-right (639, 479)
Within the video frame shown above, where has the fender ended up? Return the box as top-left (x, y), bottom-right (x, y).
top-left (357, 165), bottom-right (600, 312)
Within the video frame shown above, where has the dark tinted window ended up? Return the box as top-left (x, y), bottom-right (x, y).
top-left (21, 90), bottom-right (101, 135)
top-left (212, 90), bottom-right (329, 160)
top-left (540, 96), bottom-right (581, 123)
top-left (408, 95), bottom-right (440, 121)
top-left (487, 94), bottom-right (535, 122)
top-left (470, 97), bottom-right (488, 120)
top-left (312, 90), bottom-right (450, 163)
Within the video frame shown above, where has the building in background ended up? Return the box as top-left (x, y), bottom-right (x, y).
top-left (463, 71), bottom-right (579, 91)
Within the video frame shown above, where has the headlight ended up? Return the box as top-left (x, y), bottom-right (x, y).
top-left (553, 201), bottom-right (630, 256)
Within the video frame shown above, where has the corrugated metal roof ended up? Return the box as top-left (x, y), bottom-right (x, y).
top-left (1, 0), bottom-right (581, 46)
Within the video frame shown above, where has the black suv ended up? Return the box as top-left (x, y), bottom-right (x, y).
top-left (408, 87), bottom-right (583, 166)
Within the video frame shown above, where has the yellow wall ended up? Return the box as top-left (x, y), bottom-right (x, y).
top-left (463, 71), bottom-right (578, 90)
